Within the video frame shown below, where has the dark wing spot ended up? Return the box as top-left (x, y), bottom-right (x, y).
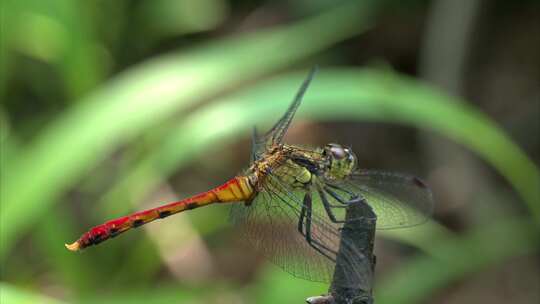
top-left (158, 210), bottom-right (172, 218)
top-left (132, 219), bottom-right (144, 227)
top-left (411, 177), bottom-right (427, 189)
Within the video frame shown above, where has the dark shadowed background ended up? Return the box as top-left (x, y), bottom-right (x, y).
top-left (1, 0), bottom-right (539, 303)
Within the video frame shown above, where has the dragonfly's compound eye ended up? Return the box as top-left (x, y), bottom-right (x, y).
top-left (328, 144), bottom-right (347, 160)
top-left (324, 144), bottom-right (357, 179)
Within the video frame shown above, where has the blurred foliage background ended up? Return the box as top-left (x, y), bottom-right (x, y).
top-left (1, 0), bottom-right (539, 303)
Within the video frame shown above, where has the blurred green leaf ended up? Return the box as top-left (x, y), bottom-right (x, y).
top-left (136, 0), bottom-right (228, 36)
top-left (1, 0), bottom-right (376, 259)
top-left (33, 209), bottom-right (99, 293)
top-left (78, 283), bottom-right (238, 304)
top-left (79, 287), bottom-right (194, 304)
top-left (0, 283), bottom-right (66, 304)
top-left (254, 264), bottom-right (328, 303)
top-left (5, 0), bottom-right (104, 97)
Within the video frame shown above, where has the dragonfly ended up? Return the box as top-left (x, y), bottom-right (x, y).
top-left (66, 68), bottom-right (433, 289)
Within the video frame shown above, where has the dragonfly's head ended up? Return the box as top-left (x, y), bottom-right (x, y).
top-left (322, 143), bottom-right (357, 179)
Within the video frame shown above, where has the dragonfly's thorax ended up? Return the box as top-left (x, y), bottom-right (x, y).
top-left (247, 144), bottom-right (317, 191)
top-left (272, 159), bottom-right (313, 189)
top-left (247, 143), bottom-right (357, 192)
top-left (247, 145), bottom-right (287, 189)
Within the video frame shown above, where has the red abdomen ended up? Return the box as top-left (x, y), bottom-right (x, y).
top-left (66, 176), bottom-right (253, 251)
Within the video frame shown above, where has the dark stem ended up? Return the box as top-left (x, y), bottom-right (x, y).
top-left (307, 200), bottom-right (377, 304)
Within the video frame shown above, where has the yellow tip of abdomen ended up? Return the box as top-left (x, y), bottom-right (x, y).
top-left (65, 241), bottom-right (81, 251)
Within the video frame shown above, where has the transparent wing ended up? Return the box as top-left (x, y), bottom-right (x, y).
top-left (230, 171), bottom-right (372, 289)
top-left (337, 170), bottom-right (434, 230)
top-left (250, 126), bottom-right (266, 161)
top-left (265, 67), bottom-right (317, 145)
top-left (230, 183), bottom-right (335, 283)
top-left (250, 67), bottom-right (318, 160)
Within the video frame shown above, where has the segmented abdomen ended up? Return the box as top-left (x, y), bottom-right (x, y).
top-left (66, 176), bottom-right (253, 251)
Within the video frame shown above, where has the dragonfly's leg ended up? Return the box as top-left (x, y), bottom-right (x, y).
top-left (323, 187), bottom-right (351, 206)
top-left (317, 187), bottom-right (346, 224)
top-left (298, 193), bottom-right (337, 262)
top-left (325, 183), bottom-right (362, 203)
top-left (297, 195), bottom-right (307, 234)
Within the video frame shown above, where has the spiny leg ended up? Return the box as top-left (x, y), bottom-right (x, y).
top-left (325, 185), bottom-right (376, 222)
top-left (325, 183), bottom-right (362, 203)
top-left (317, 187), bottom-right (346, 224)
top-left (324, 186), bottom-right (359, 206)
top-left (297, 194), bottom-right (307, 235)
top-left (264, 177), bottom-right (337, 262)
top-left (319, 186), bottom-right (378, 230)
top-left (297, 192), bottom-right (336, 262)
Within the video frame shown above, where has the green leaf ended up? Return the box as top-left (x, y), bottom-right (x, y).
top-left (5, 0), bottom-right (104, 97)
top-left (0, 283), bottom-right (66, 304)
